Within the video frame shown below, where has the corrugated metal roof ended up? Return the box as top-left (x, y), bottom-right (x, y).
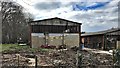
top-left (81, 28), bottom-right (120, 36)
top-left (29, 17), bottom-right (82, 25)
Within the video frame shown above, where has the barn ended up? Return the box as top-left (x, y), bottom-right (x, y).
top-left (81, 28), bottom-right (120, 50)
top-left (28, 17), bottom-right (82, 48)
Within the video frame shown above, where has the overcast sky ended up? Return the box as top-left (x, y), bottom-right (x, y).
top-left (14, 0), bottom-right (119, 32)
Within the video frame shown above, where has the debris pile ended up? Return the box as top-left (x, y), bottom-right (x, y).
top-left (81, 50), bottom-right (113, 67)
top-left (2, 54), bottom-right (30, 67)
top-left (2, 48), bottom-right (118, 68)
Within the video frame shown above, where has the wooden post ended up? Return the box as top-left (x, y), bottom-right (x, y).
top-left (76, 51), bottom-right (82, 68)
top-left (62, 32), bottom-right (65, 46)
top-left (35, 55), bottom-right (37, 68)
top-left (44, 32), bottom-right (49, 45)
top-left (76, 24), bottom-right (82, 68)
top-left (78, 24), bottom-right (81, 50)
top-left (18, 55), bottom-right (19, 68)
top-left (113, 49), bottom-right (115, 64)
top-left (104, 34), bottom-right (107, 50)
top-left (102, 35), bottom-right (104, 50)
top-left (29, 25), bottom-right (32, 48)
top-left (117, 41), bottom-right (120, 49)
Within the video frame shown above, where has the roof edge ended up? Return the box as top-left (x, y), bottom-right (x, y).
top-left (28, 17), bottom-right (82, 25)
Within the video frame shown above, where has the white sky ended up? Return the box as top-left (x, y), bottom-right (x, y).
top-left (12, 0), bottom-right (119, 32)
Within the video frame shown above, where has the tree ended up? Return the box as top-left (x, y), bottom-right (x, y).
top-left (1, 1), bottom-right (33, 43)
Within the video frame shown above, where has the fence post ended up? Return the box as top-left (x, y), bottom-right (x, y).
top-left (113, 49), bottom-right (115, 68)
top-left (18, 55), bottom-right (19, 68)
top-left (35, 55), bottom-right (37, 68)
top-left (76, 51), bottom-right (82, 68)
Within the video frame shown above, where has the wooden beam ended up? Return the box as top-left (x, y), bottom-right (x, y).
top-left (79, 25), bottom-right (81, 50)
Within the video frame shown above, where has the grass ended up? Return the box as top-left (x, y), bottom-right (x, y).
top-left (0, 44), bottom-right (53, 53)
top-left (0, 44), bottom-right (16, 52)
top-left (0, 44), bottom-right (28, 52)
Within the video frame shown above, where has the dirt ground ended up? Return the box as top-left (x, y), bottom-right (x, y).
top-left (1, 48), bottom-right (118, 68)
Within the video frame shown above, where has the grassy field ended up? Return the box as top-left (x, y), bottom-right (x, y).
top-left (0, 44), bottom-right (52, 53)
top-left (0, 44), bottom-right (28, 52)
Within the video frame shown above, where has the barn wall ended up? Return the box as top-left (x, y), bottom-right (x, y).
top-left (64, 34), bottom-right (79, 47)
top-left (49, 36), bottom-right (62, 47)
top-left (117, 41), bottom-right (120, 49)
top-left (49, 34), bottom-right (79, 47)
top-left (31, 33), bottom-right (79, 48)
top-left (81, 35), bottom-right (104, 49)
top-left (31, 33), bottom-right (45, 48)
top-left (32, 36), bottom-right (45, 48)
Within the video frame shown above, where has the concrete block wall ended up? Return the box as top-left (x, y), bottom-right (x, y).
top-left (49, 36), bottom-right (62, 47)
top-left (64, 35), bottom-right (79, 47)
top-left (32, 36), bottom-right (45, 48)
top-left (31, 33), bottom-right (79, 48)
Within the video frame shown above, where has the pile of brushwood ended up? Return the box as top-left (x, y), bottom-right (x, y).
top-left (113, 49), bottom-right (120, 67)
top-left (2, 47), bottom-right (120, 68)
